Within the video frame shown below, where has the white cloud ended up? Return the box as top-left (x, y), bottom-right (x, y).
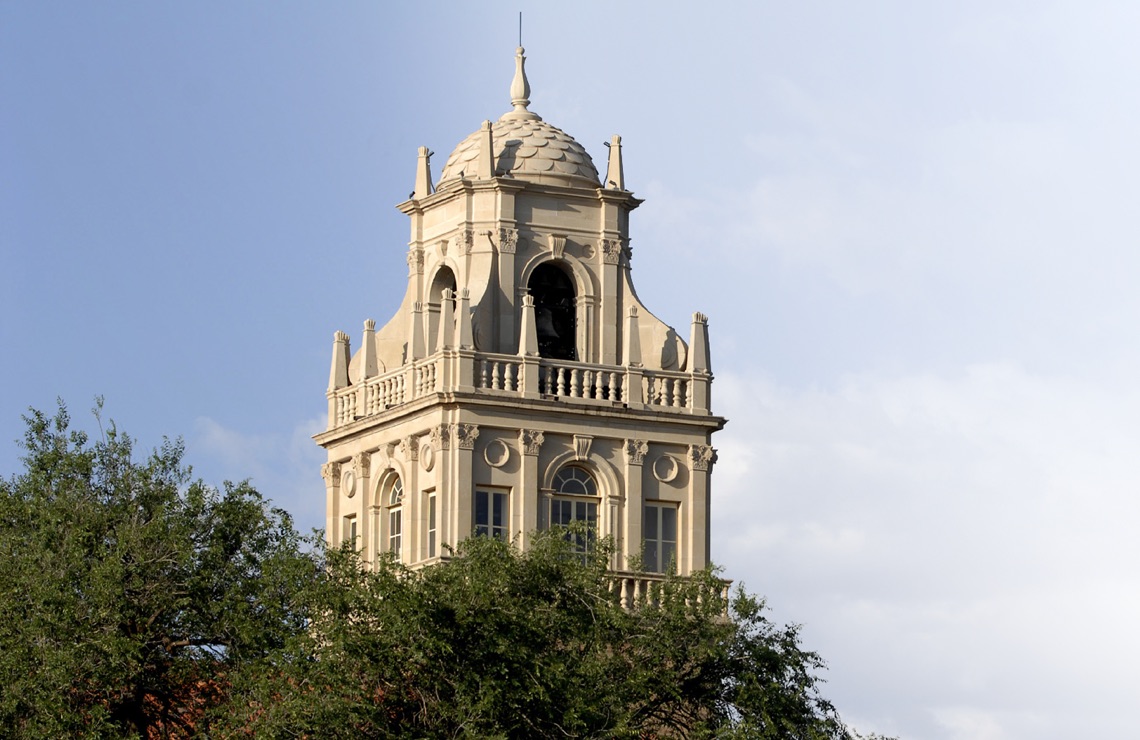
top-left (190, 415), bottom-right (327, 535)
top-left (711, 363), bottom-right (1140, 738)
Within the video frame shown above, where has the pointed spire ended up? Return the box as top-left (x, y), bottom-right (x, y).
top-left (502, 47), bottom-right (540, 121)
top-left (623, 306), bottom-right (642, 367)
top-left (361, 319), bottom-right (378, 379)
top-left (605, 135), bottom-right (625, 190)
top-left (689, 312), bottom-right (710, 373)
top-left (329, 331), bottom-right (351, 391)
top-left (457, 289), bottom-right (474, 350)
top-left (413, 146), bottom-right (433, 198)
top-left (409, 302), bottom-right (426, 361)
top-left (439, 290), bottom-right (456, 350)
top-left (518, 294), bottom-right (539, 357)
top-left (476, 120), bottom-right (494, 179)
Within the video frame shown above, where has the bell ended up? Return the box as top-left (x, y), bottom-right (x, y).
top-left (536, 307), bottom-right (559, 340)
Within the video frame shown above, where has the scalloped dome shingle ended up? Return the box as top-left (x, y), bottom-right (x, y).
top-left (438, 117), bottom-right (600, 189)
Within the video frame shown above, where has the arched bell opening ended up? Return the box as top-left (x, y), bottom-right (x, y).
top-left (528, 262), bottom-right (576, 361)
top-left (426, 266), bottom-right (458, 352)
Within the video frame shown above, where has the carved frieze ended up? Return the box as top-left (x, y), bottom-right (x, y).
top-left (624, 439), bottom-right (648, 465)
top-left (456, 423), bottom-right (480, 450)
top-left (519, 429), bottom-right (545, 456)
top-left (688, 444), bottom-right (717, 471)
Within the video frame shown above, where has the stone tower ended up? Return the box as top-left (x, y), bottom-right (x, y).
top-left (315, 48), bottom-right (723, 589)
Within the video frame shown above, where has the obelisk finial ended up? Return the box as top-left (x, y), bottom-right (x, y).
top-left (503, 46), bottom-right (540, 121)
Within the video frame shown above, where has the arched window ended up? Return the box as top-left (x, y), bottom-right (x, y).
top-left (550, 466), bottom-right (598, 556)
top-left (528, 263), bottom-right (576, 360)
top-left (387, 477), bottom-right (404, 558)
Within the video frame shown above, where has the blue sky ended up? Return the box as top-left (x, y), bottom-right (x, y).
top-left (4, 3), bottom-right (1139, 738)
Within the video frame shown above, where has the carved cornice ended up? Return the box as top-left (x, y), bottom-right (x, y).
top-left (689, 444), bottom-right (717, 471)
top-left (456, 423), bottom-right (480, 450)
top-left (519, 429), bottom-right (545, 456)
top-left (624, 439), bottom-right (649, 466)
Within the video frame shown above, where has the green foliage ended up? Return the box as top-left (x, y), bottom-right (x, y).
top-left (0, 402), bottom-right (889, 739)
top-left (0, 401), bottom-right (315, 738)
top-left (223, 532), bottom-right (861, 739)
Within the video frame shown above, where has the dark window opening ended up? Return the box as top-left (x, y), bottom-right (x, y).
top-left (528, 263), bottom-right (576, 361)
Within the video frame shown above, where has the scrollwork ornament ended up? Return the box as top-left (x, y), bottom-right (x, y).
top-left (406, 247), bottom-right (425, 274)
top-left (354, 452), bottom-right (371, 478)
top-left (519, 429), bottom-right (545, 456)
top-left (321, 461), bottom-right (341, 484)
top-left (400, 436), bottom-right (420, 461)
top-left (456, 423), bottom-right (480, 450)
top-left (624, 439), bottom-right (649, 465)
top-left (601, 238), bottom-right (622, 264)
top-left (688, 444), bottom-right (717, 471)
top-left (462, 228), bottom-right (475, 254)
top-left (430, 424), bottom-right (452, 451)
top-left (499, 227), bottom-right (518, 254)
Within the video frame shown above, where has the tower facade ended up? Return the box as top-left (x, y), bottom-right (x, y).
top-left (315, 49), bottom-right (723, 585)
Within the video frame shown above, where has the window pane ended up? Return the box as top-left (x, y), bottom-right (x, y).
top-left (644, 506), bottom-right (658, 540)
top-left (645, 539), bottom-right (659, 573)
top-left (493, 494), bottom-right (504, 528)
top-left (662, 542), bottom-right (676, 571)
top-left (475, 490), bottom-right (488, 537)
top-left (662, 506), bottom-right (677, 542)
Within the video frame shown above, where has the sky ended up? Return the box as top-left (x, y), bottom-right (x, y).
top-left (3, 2), bottom-right (1138, 737)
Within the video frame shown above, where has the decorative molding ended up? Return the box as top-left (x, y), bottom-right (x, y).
top-left (320, 461), bottom-right (341, 484)
top-left (354, 452), bottom-right (371, 478)
top-left (519, 428), bottom-right (545, 456)
top-left (549, 234), bottom-right (566, 260)
top-left (624, 439), bottom-right (649, 466)
top-left (484, 439), bottom-right (510, 468)
top-left (400, 435), bottom-right (420, 461)
top-left (456, 423), bottom-right (480, 450)
top-left (420, 444), bottom-right (435, 472)
top-left (342, 469), bottom-right (357, 498)
top-left (601, 238), bottom-right (622, 265)
top-left (461, 228), bottom-right (475, 255)
top-left (406, 247), bottom-right (424, 273)
top-left (438, 238), bottom-right (449, 257)
top-left (653, 454), bottom-right (680, 482)
top-left (499, 227), bottom-right (519, 254)
top-left (573, 434), bottom-right (593, 462)
top-left (430, 424), bottom-right (452, 451)
top-left (582, 243), bottom-right (596, 260)
top-left (688, 444), bottom-right (717, 471)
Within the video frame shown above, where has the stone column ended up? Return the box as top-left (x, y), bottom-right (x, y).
top-left (687, 444), bottom-right (716, 573)
top-left (454, 423), bottom-right (480, 540)
top-left (518, 429), bottom-right (544, 549)
top-left (321, 461), bottom-right (341, 548)
top-left (623, 439), bottom-right (648, 571)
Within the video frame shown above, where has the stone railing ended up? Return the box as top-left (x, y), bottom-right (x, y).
top-left (328, 349), bottom-right (711, 430)
top-left (610, 571), bottom-right (731, 611)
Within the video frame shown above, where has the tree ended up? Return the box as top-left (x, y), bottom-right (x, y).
top-left (0, 401), bottom-right (315, 738)
top-left (222, 532), bottom-right (870, 739)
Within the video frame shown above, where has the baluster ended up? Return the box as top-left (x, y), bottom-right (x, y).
top-left (557, 367), bottom-right (567, 396)
top-left (480, 360), bottom-right (490, 389)
top-left (543, 366), bottom-right (553, 394)
top-left (569, 368), bottom-right (581, 398)
top-left (491, 362), bottom-right (502, 390)
top-left (674, 379), bottom-right (686, 408)
top-left (607, 372), bottom-right (618, 402)
top-left (506, 363), bottom-right (517, 392)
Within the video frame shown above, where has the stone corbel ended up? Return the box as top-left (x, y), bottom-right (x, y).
top-left (573, 435), bottom-right (593, 462)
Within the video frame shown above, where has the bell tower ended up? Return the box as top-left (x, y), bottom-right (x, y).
top-left (315, 48), bottom-right (724, 588)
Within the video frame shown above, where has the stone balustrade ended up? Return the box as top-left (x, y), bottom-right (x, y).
top-left (327, 349), bottom-right (711, 430)
top-left (609, 571), bottom-right (730, 611)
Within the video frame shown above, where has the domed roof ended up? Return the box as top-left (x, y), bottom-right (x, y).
top-left (438, 118), bottom-right (600, 188)
top-left (437, 47), bottom-right (600, 189)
